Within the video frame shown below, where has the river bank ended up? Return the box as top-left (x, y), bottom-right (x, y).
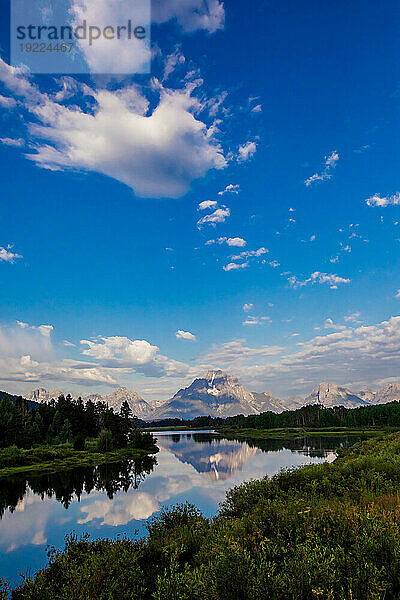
top-left (217, 425), bottom-right (395, 440)
top-left (0, 444), bottom-right (158, 479)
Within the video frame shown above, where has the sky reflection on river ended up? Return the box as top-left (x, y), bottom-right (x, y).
top-left (0, 431), bottom-right (348, 585)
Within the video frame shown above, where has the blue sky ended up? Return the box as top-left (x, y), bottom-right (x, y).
top-left (0, 0), bottom-right (399, 401)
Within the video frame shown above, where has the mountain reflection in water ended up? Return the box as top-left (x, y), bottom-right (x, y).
top-left (0, 431), bottom-right (367, 587)
top-left (153, 432), bottom-right (361, 480)
top-left (155, 433), bottom-right (257, 481)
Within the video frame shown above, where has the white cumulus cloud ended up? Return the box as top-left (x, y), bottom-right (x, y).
top-left (68, 0), bottom-right (151, 74)
top-left (198, 200), bottom-right (218, 211)
top-left (66, 0), bottom-right (224, 75)
top-left (175, 330), bottom-right (197, 341)
top-left (80, 335), bottom-right (188, 377)
top-left (197, 206), bottom-right (230, 227)
top-left (218, 237), bottom-right (246, 247)
top-left (0, 59), bottom-right (227, 199)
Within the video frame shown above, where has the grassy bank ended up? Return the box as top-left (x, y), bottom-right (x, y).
top-left (4, 431), bottom-right (400, 599)
top-left (217, 426), bottom-right (393, 440)
top-left (0, 443), bottom-right (158, 479)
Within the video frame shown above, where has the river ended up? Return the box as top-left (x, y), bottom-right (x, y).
top-left (0, 431), bottom-right (365, 587)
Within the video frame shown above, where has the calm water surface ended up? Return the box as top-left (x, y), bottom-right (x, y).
top-left (0, 431), bottom-right (365, 586)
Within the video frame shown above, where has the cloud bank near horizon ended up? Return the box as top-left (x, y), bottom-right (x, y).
top-left (3, 315), bottom-right (400, 401)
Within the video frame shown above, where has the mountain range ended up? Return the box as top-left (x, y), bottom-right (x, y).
top-left (25, 387), bottom-right (152, 419)
top-left (303, 382), bottom-right (371, 409)
top-left (153, 370), bottom-right (262, 419)
top-left (22, 373), bottom-right (400, 420)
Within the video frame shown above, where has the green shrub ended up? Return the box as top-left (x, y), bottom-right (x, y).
top-left (96, 429), bottom-right (113, 453)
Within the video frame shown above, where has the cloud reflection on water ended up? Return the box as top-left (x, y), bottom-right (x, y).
top-left (0, 432), bottom-right (338, 585)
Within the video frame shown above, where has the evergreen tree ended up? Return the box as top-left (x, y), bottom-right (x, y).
top-left (120, 400), bottom-right (132, 421)
top-left (49, 410), bottom-right (64, 442)
top-left (29, 422), bottom-right (41, 445)
top-left (33, 412), bottom-right (45, 440)
top-left (73, 432), bottom-right (86, 451)
top-left (60, 418), bottom-right (73, 443)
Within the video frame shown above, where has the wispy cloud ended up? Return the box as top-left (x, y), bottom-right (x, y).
top-left (305, 150), bottom-right (339, 187)
top-left (242, 315), bottom-right (271, 326)
top-left (237, 141), bottom-right (257, 163)
top-left (63, 340), bottom-right (76, 347)
top-left (0, 137), bottom-right (24, 147)
top-left (354, 144), bottom-right (370, 154)
top-left (223, 262), bottom-right (248, 272)
top-left (323, 318), bottom-right (346, 331)
top-left (218, 184), bottom-right (240, 196)
top-left (242, 303), bottom-right (254, 312)
top-left (288, 271), bottom-right (351, 290)
top-left (268, 260), bottom-right (280, 268)
top-left (0, 94), bottom-right (17, 108)
top-left (0, 246), bottom-right (22, 263)
top-left (366, 192), bottom-right (400, 207)
top-left (344, 312), bottom-right (362, 323)
top-left (301, 234), bottom-right (316, 243)
top-left (162, 46), bottom-right (185, 81)
top-left (223, 247), bottom-right (268, 272)
top-left (153, 0), bottom-right (225, 34)
top-left (231, 247), bottom-right (268, 261)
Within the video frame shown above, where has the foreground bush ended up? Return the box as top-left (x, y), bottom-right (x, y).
top-left (10, 433), bottom-right (400, 600)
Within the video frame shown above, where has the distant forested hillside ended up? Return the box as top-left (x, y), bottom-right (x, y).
top-left (0, 391), bottom-right (39, 411)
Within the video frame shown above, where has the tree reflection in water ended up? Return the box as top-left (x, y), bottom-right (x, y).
top-left (0, 455), bottom-right (157, 518)
top-left (229, 434), bottom-right (369, 458)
